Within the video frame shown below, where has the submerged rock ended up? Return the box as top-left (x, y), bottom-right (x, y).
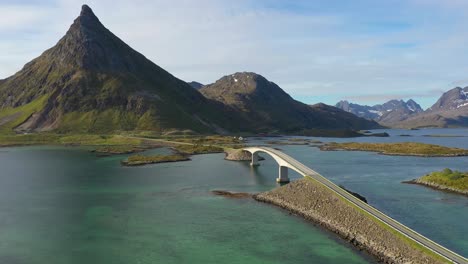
top-left (211, 190), bottom-right (252, 198)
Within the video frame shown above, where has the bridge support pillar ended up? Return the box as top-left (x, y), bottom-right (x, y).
top-left (250, 152), bottom-right (259, 166)
top-left (277, 166), bottom-right (290, 183)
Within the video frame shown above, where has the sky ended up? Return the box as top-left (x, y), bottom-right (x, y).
top-left (1, 0), bottom-right (468, 109)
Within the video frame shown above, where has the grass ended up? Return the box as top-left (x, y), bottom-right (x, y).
top-left (162, 135), bottom-right (242, 145)
top-left (0, 95), bottom-right (49, 134)
top-left (59, 134), bottom-right (142, 146)
top-left (320, 142), bottom-right (468, 157)
top-left (0, 133), bottom-right (60, 146)
top-left (0, 132), bottom-right (242, 154)
top-left (417, 168), bottom-right (468, 192)
top-left (0, 133), bottom-right (142, 148)
top-left (92, 145), bottom-right (146, 155)
top-left (173, 144), bottom-right (224, 155)
top-left (122, 154), bottom-right (189, 166)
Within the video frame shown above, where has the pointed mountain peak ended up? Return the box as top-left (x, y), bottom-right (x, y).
top-left (81, 4), bottom-right (93, 15)
top-left (74, 4), bottom-right (101, 28)
top-left (45, 4), bottom-right (145, 72)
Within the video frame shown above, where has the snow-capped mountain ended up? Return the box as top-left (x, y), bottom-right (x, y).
top-left (335, 99), bottom-right (423, 126)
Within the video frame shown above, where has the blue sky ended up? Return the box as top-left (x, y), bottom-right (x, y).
top-left (2, 0), bottom-right (468, 109)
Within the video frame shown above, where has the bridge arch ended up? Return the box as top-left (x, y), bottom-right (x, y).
top-left (243, 147), bottom-right (305, 183)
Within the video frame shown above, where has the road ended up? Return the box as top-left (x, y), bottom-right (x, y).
top-left (245, 146), bottom-right (467, 264)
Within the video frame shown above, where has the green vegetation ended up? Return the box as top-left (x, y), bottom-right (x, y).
top-left (0, 133), bottom-right (143, 150)
top-left (0, 133), bottom-right (60, 146)
top-left (298, 129), bottom-right (389, 138)
top-left (121, 154), bottom-right (189, 166)
top-left (92, 145), bottom-right (146, 156)
top-left (414, 169), bottom-right (468, 194)
top-left (0, 95), bottom-right (49, 134)
top-left (266, 138), bottom-right (324, 146)
top-left (173, 144), bottom-right (224, 155)
top-left (320, 142), bottom-right (468, 157)
top-left (59, 134), bottom-right (142, 146)
top-left (159, 135), bottom-right (242, 145)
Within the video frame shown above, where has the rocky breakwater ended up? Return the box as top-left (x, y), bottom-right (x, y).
top-left (254, 178), bottom-right (445, 264)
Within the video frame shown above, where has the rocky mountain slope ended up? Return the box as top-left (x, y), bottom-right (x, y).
top-left (200, 72), bottom-right (380, 132)
top-left (0, 5), bottom-right (243, 134)
top-left (395, 87), bottom-right (468, 128)
top-left (337, 87), bottom-right (468, 128)
top-left (0, 5), bottom-right (381, 134)
top-left (336, 99), bottom-right (423, 126)
top-left (187, 81), bottom-right (204, 90)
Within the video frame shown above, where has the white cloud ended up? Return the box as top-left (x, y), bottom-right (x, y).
top-left (1, 0), bottom-right (468, 109)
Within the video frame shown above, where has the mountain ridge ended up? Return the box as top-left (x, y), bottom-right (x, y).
top-left (200, 72), bottom-right (381, 132)
top-left (0, 5), bottom-right (381, 135)
top-left (336, 86), bottom-right (468, 128)
top-left (395, 87), bottom-right (468, 128)
top-left (335, 99), bottom-right (423, 126)
top-left (0, 5), bottom-right (242, 134)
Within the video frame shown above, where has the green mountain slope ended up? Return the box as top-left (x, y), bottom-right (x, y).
top-left (200, 72), bottom-right (381, 132)
top-left (0, 6), bottom-right (380, 135)
top-left (0, 5), bottom-right (239, 134)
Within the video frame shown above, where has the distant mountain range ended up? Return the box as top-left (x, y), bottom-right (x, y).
top-left (336, 87), bottom-right (468, 128)
top-left (335, 99), bottom-right (423, 126)
top-left (395, 87), bottom-right (468, 128)
top-left (0, 5), bottom-right (379, 135)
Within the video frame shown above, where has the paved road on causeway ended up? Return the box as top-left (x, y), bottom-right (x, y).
top-left (244, 146), bottom-right (467, 264)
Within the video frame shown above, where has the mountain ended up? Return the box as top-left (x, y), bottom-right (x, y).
top-left (428, 87), bottom-right (468, 111)
top-left (200, 72), bottom-right (381, 132)
top-left (0, 5), bottom-right (241, 134)
top-left (187, 81), bottom-right (204, 90)
top-left (335, 99), bottom-right (423, 126)
top-left (395, 87), bottom-right (468, 128)
top-left (0, 5), bottom-right (380, 135)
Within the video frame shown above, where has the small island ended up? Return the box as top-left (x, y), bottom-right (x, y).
top-left (320, 142), bottom-right (468, 157)
top-left (173, 144), bottom-right (225, 155)
top-left (404, 168), bottom-right (468, 196)
top-left (121, 154), bottom-right (190, 166)
top-left (91, 145), bottom-right (147, 156)
top-left (266, 138), bottom-right (322, 146)
top-left (298, 129), bottom-right (389, 138)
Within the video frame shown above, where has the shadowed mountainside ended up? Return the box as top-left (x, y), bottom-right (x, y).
top-left (0, 5), bottom-right (244, 134)
top-left (395, 87), bottom-right (468, 128)
top-left (200, 72), bottom-right (381, 132)
top-left (0, 5), bottom-right (380, 135)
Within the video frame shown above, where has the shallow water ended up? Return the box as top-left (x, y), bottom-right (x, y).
top-left (0, 147), bottom-right (372, 264)
top-left (0, 128), bottom-right (467, 263)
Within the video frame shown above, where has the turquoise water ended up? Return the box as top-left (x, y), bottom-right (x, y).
top-left (258, 128), bottom-right (468, 257)
top-left (0, 147), bottom-right (371, 263)
top-left (0, 128), bottom-right (467, 263)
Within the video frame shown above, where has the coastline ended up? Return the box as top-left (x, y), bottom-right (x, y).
top-left (319, 142), bottom-right (468, 157)
top-left (121, 156), bottom-right (190, 166)
top-left (254, 178), bottom-right (446, 264)
top-left (403, 179), bottom-right (468, 196)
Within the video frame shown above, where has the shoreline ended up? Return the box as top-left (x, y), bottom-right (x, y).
top-left (403, 179), bottom-right (468, 196)
top-left (121, 156), bottom-right (190, 166)
top-left (319, 142), bottom-right (468, 157)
